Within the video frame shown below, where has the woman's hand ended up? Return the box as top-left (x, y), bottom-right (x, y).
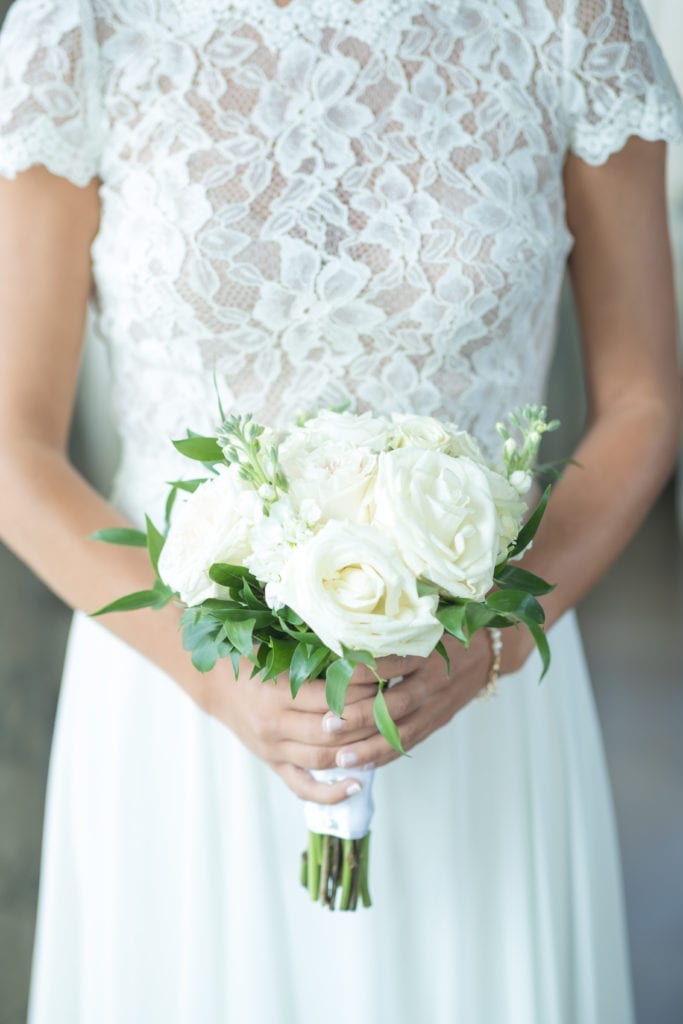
top-left (196, 652), bottom-right (427, 803)
top-left (323, 628), bottom-right (531, 771)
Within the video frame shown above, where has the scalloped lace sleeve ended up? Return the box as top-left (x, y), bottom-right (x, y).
top-left (0, 0), bottom-right (102, 185)
top-left (564, 0), bottom-right (683, 165)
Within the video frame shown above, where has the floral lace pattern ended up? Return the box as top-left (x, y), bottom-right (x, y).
top-left (1, 0), bottom-right (682, 521)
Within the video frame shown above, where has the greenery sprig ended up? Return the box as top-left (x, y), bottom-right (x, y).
top-left (216, 413), bottom-right (289, 511)
top-left (497, 404), bottom-right (560, 479)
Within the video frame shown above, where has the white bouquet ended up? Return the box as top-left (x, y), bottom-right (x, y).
top-left (93, 405), bottom-right (559, 910)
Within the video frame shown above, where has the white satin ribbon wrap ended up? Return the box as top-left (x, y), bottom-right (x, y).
top-left (304, 767), bottom-right (376, 840)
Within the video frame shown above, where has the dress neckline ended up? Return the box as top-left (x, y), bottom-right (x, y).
top-left (177, 0), bottom-right (460, 45)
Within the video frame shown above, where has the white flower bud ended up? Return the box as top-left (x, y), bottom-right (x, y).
top-left (510, 470), bottom-right (533, 495)
top-left (257, 483), bottom-right (277, 502)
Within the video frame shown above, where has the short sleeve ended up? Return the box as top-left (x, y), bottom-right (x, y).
top-left (563, 0), bottom-right (683, 165)
top-left (0, 0), bottom-right (102, 185)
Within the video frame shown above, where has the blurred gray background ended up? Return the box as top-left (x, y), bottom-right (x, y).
top-left (1, 1), bottom-right (682, 1022)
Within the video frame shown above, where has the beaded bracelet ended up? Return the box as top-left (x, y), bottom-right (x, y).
top-left (476, 627), bottom-right (503, 699)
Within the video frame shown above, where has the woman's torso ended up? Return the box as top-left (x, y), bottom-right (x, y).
top-left (83, 0), bottom-right (575, 519)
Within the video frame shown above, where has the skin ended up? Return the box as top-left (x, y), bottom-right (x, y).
top-left (0, 137), bottom-right (680, 806)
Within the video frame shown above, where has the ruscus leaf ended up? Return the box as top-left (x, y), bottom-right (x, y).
top-left (526, 620), bottom-right (551, 679)
top-left (493, 564), bottom-right (555, 596)
top-left (325, 659), bottom-right (354, 717)
top-left (509, 484), bottom-right (552, 558)
top-left (172, 436), bottom-right (225, 464)
top-left (436, 603), bottom-right (467, 643)
top-left (373, 688), bottom-right (406, 756)
top-left (90, 527), bottom-right (147, 547)
top-left (90, 589), bottom-right (162, 616)
top-left (145, 515), bottom-right (165, 576)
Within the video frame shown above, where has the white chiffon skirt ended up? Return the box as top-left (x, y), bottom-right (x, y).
top-left (28, 609), bottom-right (635, 1023)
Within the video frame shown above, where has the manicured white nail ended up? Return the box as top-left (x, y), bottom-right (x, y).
top-left (323, 712), bottom-right (344, 733)
top-left (362, 761), bottom-right (376, 772)
top-left (336, 751), bottom-right (358, 768)
top-left (346, 782), bottom-right (362, 796)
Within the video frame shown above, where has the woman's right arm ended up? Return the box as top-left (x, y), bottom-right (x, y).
top-left (0, 168), bottom-right (385, 802)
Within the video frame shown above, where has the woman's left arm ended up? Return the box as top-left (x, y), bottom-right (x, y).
top-left (330, 136), bottom-right (682, 770)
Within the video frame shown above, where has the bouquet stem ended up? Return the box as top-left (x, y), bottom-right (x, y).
top-left (301, 831), bottom-right (372, 911)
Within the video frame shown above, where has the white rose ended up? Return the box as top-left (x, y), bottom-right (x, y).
top-left (372, 449), bottom-right (498, 601)
top-left (277, 521), bottom-right (442, 657)
top-left (286, 445), bottom-right (379, 524)
top-left (158, 466), bottom-right (262, 606)
top-left (281, 410), bottom-right (393, 463)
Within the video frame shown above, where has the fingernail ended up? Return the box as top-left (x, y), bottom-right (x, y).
top-left (336, 751), bottom-right (358, 768)
top-left (345, 782), bottom-right (362, 796)
top-left (362, 761), bottom-right (376, 772)
top-left (322, 712), bottom-right (344, 734)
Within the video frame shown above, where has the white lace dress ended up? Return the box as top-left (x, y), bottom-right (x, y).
top-left (2, 1), bottom-right (682, 1021)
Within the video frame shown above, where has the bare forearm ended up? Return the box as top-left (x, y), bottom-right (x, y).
top-left (0, 441), bottom-right (201, 700)
top-left (513, 395), bottom-right (680, 662)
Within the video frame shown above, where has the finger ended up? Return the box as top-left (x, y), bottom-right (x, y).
top-left (333, 694), bottom-right (454, 770)
top-left (272, 763), bottom-right (365, 805)
top-left (277, 705), bottom-right (378, 747)
top-left (275, 740), bottom-right (339, 772)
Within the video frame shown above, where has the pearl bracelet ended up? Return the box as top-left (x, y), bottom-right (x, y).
top-left (476, 627), bottom-right (503, 699)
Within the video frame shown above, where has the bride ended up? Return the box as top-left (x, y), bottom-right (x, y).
top-left (0, 0), bottom-right (681, 1020)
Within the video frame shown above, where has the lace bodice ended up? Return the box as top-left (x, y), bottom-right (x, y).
top-left (1, 0), bottom-right (682, 522)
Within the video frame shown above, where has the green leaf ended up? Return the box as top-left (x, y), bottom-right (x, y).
top-left (262, 637), bottom-right (298, 682)
top-left (509, 484), bottom-right (552, 558)
top-left (526, 620), bottom-right (551, 679)
top-left (289, 643), bottom-right (330, 697)
top-left (191, 638), bottom-right (220, 673)
top-left (436, 603), bottom-right (467, 643)
top-left (164, 486), bottom-right (179, 529)
top-left (493, 564), bottom-right (555, 596)
top-left (208, 563), bottom-right (253, 589)
top-left (435, 639), bottom-right (451, 676)
top-left (228, 648), bottom-right (242, 680)
top-left (166, 478), bottom-right (207, 494)
top-left (464, 602), bottom-right (497, 640)
top-left (340, 646), bottom-right (377, 671)
top-left (250, 641), bottom-right (270, 679)
top-left (222, 617), bottom-right (256, 658)
top-left (240, 578), bottom-right (267, 610)
top-left (274, 605), bottom-right (305, 627)
top-left (325, 659), bottom-right (354, 717)
top-left (172, 436), bottom-right (225, 464)
top-left (181, 615), bottom-right (218, 651)
top-left (145, 515), bottom-right (165, 576)
top-left (90, 527), bottom-right (147, 547)
top-left (151, 578), bottom-right (174, 609)
top-left (416, 579), bottom-right (439, 597)
top-left (485, 589), bottom-right (545, 624)
top-left (289, 643), bottom-right (313, 697)
top-left (373, 688), bottom-right (406, 756)
top-left (90, 589), bottom-right (162, 616)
